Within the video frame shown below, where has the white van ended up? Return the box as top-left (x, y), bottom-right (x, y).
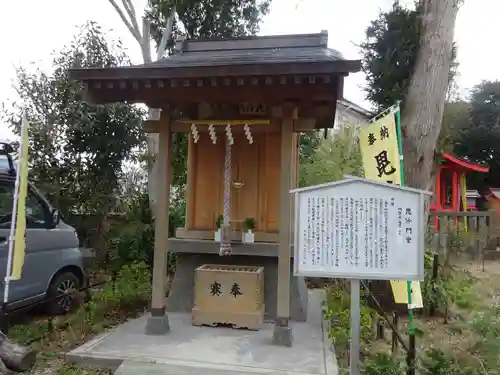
top-left (0, 143), bottom-right (88, 314)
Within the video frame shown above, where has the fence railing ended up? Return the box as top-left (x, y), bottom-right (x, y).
top-left (431, 210), bottom-right (492, 229)
top-left (429, 211), bottom-right (496, 257)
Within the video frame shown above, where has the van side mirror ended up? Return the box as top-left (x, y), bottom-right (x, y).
top-left (51, 209), bottom-right (60, 227)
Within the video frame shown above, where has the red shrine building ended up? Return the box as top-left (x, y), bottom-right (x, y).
top-left (430, 153), bottom-right (489, 214)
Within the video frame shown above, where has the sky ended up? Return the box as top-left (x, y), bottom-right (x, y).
top-left (0, 0), bottom-right (498, 141)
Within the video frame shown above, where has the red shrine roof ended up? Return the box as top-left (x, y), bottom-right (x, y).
top-left (440, 153), bottom-right (489, 173)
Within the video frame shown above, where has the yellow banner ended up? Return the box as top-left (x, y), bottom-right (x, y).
top-left (359, 111), bottom-right (423, 309)
top-left (10, 115), bottom-right (29, 280)
top-left (360, 113), bottom-right (401, 184)
top-left (460, 174), bottom-right (468, 231)
top-left (390, 280), bottom-right (423, 309)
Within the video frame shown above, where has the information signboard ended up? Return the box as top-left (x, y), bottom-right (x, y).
top-left (291, 176), bottom-right (430, 281)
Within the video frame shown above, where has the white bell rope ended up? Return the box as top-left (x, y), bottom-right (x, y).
top-left (219, 124), bottom-right (233, 256)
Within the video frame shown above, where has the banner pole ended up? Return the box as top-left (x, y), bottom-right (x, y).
top-left (394, 102), bottom-right (416, 374)
top-left (394, 102), bottom-right (405, 184)
top-left (4, 115), bottom-right (26, 305)
top-left (394, 102), bottom-right (413, 319)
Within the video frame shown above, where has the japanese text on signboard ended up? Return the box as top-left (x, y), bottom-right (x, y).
top-left (300, 194), bottom-right (417, 274)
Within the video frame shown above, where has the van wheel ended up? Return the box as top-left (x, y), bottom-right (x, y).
top-left (46, 272), bottom-right (81, 315)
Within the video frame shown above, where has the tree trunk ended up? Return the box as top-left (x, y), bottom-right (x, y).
top-left (401, 0), bottom-right (459, 190)
top-left (0, 331), bottom-right (36, 372)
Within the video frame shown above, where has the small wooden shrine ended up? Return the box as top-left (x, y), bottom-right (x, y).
top-left (465, 190), bottom-right (481, 211)
top-left (69, 31), bottom-right (360, 346)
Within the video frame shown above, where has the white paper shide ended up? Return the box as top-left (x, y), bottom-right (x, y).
top-left (292, 177), bottom-right (428, 281)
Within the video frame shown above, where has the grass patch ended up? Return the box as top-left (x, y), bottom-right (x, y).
top-left (324, 249), bottom-right (500, 374)
top-left (9, 262), bottom-right (151, 374)
top-left (30, 358), bottom-right (112, 374)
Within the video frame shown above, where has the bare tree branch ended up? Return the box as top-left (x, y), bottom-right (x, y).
top-left (108, 0), bottom-right (141, 42)
top-left (156, 5), bottom-right (176, 60)
top-left (107, 0), bottom-right (179, 210)
top-left (141, 18), bottom-right (152, 63)
top-left (122, 0), bottom-right (141, 40)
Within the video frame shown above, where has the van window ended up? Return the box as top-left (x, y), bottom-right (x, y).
top-left (0, 155), bottom-right (10, 172)
top-left (0, 180), bottom-right (49, 229)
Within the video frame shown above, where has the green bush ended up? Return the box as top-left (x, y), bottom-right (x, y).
top-left (420, 348), bottom-right (481, 375)
top-left (107, 192), bottom-right (154, 267)
top-left (323, 282), bottom-right (375, 352)
top-left (107, 191), bottom-right (183, 273)
top-left (470, 301), bottom-right (500, 369)
top-left (421, 229), bottom-right (477, 316)
top-left (360, 348), bottom-right (483, 375)
top-left (65, 262), bottom-right (150, 333)
top-left (361, 353), bottom-right (402, 375)
top-left (300, 126), bottom-right (363, 187)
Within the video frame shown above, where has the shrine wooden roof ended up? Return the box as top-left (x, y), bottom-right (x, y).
top-left (140, 34), bottom-right (350, 68)
top-left (68, 31), bottom-right (361, 106)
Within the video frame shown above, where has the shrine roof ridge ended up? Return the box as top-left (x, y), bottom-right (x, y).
top-left (289, 175), bottom-right (433, 196)
top-left (68, 31), bottom-right (361, 81)
top-left (466, 190), bottom-right (481, 198)
top-left (138, 45), bottom-right (347, 69)
top-left (173, 31), bottom-right (330, 53)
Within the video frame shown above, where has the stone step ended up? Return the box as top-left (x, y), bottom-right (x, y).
top-left (114, 360), bottom-right (323, 375)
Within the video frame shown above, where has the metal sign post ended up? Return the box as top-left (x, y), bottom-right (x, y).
top-left (350, 279), bottom-right (361, 375)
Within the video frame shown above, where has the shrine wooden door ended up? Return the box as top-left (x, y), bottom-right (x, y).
top-left (230, 135), bottom-right (260, 229)
top-left (229, 132), bottom-right (281, 233)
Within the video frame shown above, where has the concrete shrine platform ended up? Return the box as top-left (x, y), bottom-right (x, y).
top-left (66, 290), bottom-right (338, 375)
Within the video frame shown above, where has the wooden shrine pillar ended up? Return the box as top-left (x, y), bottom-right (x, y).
top-left (145, 109), bottom-right (172, 335)
top-left (435, 165), bottom-right (442, 210)
top-left (433, 165), bottom-right (442, 231)
top-left (273, 116), bottom-right (294, 347)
